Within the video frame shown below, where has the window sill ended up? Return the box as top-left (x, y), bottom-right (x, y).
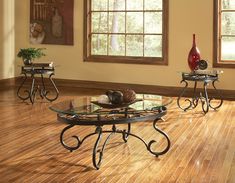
top-left (84, 56), bottom-right (168, 65)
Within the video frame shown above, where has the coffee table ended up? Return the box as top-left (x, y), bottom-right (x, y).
top-left (50, 94), bottom-right (172, 169)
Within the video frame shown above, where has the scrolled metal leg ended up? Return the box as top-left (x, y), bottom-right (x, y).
top-left (40, 73), bottom-right (46, 99)
top-left (114, 120), bottom-right (170, 157)
top-left (209, 80), bottom-right (223, 110)
top-left (200, 82), bottom-right (209, 114)
top-left (93, 126), bottom-right (115, 169)
top-left (42, 73), bottom-right (59, 102)
top-left (177, 80), bottom-right (192, 111)
top-left (122, 123), bottom-right (131, 143)
top-left (60, 124), bottom-right (82, 152)
top-left (59, 118), bottom-right (170, 169)
top-left (17, 73), bottom-right (30, 101)
top-left (192, 81), bottom-right (199, 108)
top-left (147, 118), bottom-right (171, 157)
top-left (29, 76), bottom-right (37, 104)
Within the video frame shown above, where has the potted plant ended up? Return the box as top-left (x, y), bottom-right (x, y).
top-left (17, 47), bottom-right (46, 65)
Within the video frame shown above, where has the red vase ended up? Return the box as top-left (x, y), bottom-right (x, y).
top-left (188, 34), bottom-right (201, 71)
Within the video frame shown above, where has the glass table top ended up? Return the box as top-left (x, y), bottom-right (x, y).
top-left (49, 94), bottom-right (172, 116)
top-left (178, 70), bottom-right (223, 76)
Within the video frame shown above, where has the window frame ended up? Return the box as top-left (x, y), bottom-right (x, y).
top-left (213, 0), bottom-right (235, 68)
top-left (83, 0), bottom-right (168, 65)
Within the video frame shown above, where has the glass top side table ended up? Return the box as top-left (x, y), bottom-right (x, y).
top-left (17, 63), bottom-right (59, 104)
top-left (50, 94), bottom-right (172, 169)
top-left (177, 70), bottom-right (223, 114)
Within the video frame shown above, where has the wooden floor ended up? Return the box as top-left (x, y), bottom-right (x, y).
top-left (0, 87), bottom-right (235, 183)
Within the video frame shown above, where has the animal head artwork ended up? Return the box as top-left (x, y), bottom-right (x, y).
top-left (30, 22), bottom-right (45, 44)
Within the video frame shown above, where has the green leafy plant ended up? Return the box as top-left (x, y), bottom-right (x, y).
top-left (17, 48), bottom-right (46, 61)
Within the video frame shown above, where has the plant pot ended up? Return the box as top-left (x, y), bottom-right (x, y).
top-left (23, 59), bottom-right (32, 65)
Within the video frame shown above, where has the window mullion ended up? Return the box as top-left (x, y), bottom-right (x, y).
top-left (107, 0), bottom-right (109, 56)
top-left (143, 0), bottom-right (145, 57)
top-left (125, 0), bottom-right (127, 56)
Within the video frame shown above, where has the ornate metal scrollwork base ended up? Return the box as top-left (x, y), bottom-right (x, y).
top-left (177, 78), bottom-right (223, 114)
top-left (60, 124), bottom-right (82, 152)
top-left (40, 73), bottom-right (59, 102)
top-left (209, 80), bottom-right (223, 110)
top-left (17, 73), bottom-right (31, 101)
top-left (17, 72), bottom-right (59, 104)
top-left (59, 120), bottom-right (170, 170)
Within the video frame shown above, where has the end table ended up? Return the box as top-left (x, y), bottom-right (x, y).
top-left (17, 63), bottom-right (59, 104)
top-left (177, 70), bottom-right (223, 114)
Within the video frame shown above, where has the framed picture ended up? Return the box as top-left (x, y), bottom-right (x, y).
top-left (30, 0), bottom-right (74, 45)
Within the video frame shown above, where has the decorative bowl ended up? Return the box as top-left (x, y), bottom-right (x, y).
top-left (91, 99), bottom-right (142, 109)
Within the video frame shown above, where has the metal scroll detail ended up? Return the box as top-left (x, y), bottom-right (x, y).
top-left (177, 80), bottom-right (193, 111)
top-left (92, 126), bottom-right (114, 170)
top-left (17, 72), bottom-right (59, 104)
top-left (209, 80), bottom-right (223, 110)
top-left (59, 117), bottom-right (171, 169)
top-left (147, 118), bottom-right (171, 157)
top-left (17, 73), bottom-right (31, 101)
top-left (177, 75), bottom-right (223, 114)
top-left (60, 124), bottom-right (82, 152)
top-left (40, 73), bottom-right (59, 102)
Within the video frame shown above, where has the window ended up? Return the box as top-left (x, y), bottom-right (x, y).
top-left (214, 0), bottom-right (235, 68)
top-left (84, 0), bottom-right (168, 65)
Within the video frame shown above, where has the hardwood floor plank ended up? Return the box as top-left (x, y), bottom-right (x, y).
top-left (0, 88), bottom-right (234, 182)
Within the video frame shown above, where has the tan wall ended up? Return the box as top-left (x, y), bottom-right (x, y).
top-left (14, 0), bottom-right (235, 90)
top-left (0, 0), bottom-right (15, 79)
top-left (0, 0), bottom-right (3, 79)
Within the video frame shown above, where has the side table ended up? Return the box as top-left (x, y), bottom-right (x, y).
top-left (17, 63), bottom-right (59, 104)
top-left (177, 70), bottom-right (223, 114)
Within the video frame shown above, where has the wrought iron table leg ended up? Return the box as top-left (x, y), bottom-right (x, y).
top-left (146, 118), bottom-right (171, 157)
top-left (93, 126), bottom-right (114, 170)
top-left (192, 81), bottom-right (199, 108)
top-left (59, 116), bottom-right (170, 169)
top-left (209, 80), bottom-right (223, 110)
top-left (17, 73), bottom-right (30, 101)
top-left (200, 82), bottom-right (209, 114)
top-left (29, 75), bottom-right (36, 104)
top-left (122, 123), bottom-right (131, 143)
top-left (41, 73), bottom-right (59, 102)
top-left (60, 124), bottom-right (82, 152)
top-left (177, 80), bottom-right (192, 111)
top-left (40, 73), bottom-right (46, 99)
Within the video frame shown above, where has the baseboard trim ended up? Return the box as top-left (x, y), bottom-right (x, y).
top-left (13, 77), bottom-right (235, 100)
top-left (0, 78), bottom-right (16, 89)
top-left (54, 78), bottom-right (235, 100)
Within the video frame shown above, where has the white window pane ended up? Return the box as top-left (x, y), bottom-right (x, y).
top-left (126, 35), bottom-right (143, 56)
top-left (126, 0), bottom-right (143, 10)
top-left (222, 12), bottom-right (235, 35)
top-left (91, 34), bottom-right (108, 55)
top-left (144, 35), bottom-right (162, 57)
top-left (109, 0), bottom-right (125, 10)
top-left (221, 37), bottom-right (235, 60)
top-left (145, 0), bottom-right (162, 10)
top-left (222, 0), bottom-right (235, 10)
top-left (91, 13), bottom-right (108, 33)
top-left (126, 12), bottom-right (143, 33)
top-left (92, 0), bottom-right (108, 11)
top-left (145, 12), bottom-right (162, 33)
top-left (108, 35), bottom-right (125, 56)
top-left (109, 12), bottom-right (125, 33)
